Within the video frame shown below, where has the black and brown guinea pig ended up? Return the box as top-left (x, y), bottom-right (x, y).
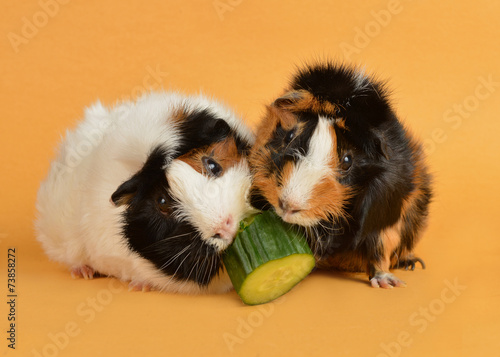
top-left (36, 91), bottom-right (256, 293)
top-left (250, 62), bottom-right (432, 288)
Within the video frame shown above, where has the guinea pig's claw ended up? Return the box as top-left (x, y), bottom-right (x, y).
top-left (70, 265), bottom-right (95, 280)
top-left (394, 257), bottom-right (426, 271)
top-left (128, 281), bottom-right (152, 292)
top-left (370, 272), bottom-right (406, 289)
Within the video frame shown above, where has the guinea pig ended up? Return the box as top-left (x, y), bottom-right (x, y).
top-left (35, 91), bottom-right (256, 294)
top-left (249, 62), bottom-right (432, 288)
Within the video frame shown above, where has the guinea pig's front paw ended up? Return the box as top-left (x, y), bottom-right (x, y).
top-left (70, 265), bottom-right (95, 280)
top-left (128, 281), bottom-right (153, 292)
top-left (370, 272), bottom-right (406, 289)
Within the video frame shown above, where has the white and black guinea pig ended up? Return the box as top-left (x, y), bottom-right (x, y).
top-left (250, 62), bottom-right (432, 288)
top-left (36, 92), bottom-right (255, 294)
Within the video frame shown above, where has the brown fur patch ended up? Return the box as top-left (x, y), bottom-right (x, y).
top-left (170, 105), bottom-right (189, 126)
top-left (177, 137), bottom-right (241, 175)
top-left (250, 145), bottom-right (281, 209)
top-left (279, 161), bottom-right (295, 191)
top-left (376, 221), bottom-right (403, 273)
top-left (255, 105), bottom-right (299, 144)
top-left (334, 118), bottom-right (347, 130)
top-left (399, 136), bottom-right (431, 241)
top-left (112, 193), bottom-right (134, 207)
top-left (249, 105), bottom-right (300, 209)
top-left (315, 251), bottom-right (366, 272)
top-left (303, 176), bottom-right (351, 223)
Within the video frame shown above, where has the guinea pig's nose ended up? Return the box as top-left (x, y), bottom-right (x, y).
top-left (213, 215), bottom-right (235, 240)
top-left (278, 198), bottom-right (286, 212)
top-left (278, 198), bottom-right (302, 215)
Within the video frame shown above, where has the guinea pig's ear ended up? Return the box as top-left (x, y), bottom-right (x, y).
top-left (111, 147), bottom-right (169, 207)
top-left (273, 90), bottom-right (309, 108)
top-left (111, 175), bottom-right (141, 206)
top-left (373, 130), bottom-right (393, 160)
top-left (273, 89), bottom-right (338, 116)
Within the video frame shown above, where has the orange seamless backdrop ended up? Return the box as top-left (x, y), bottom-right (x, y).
top-left (1, 1), bottom-right (499, 356)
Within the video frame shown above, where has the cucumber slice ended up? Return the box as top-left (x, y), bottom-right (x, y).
top-left (223, 211), bottom-right (315, 305)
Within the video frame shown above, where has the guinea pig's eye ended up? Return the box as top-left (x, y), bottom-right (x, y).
top-left (340, 154), bottom-right (353, 171)
top-left (284, 128), bottom-right (296, 145)
top-left (202, 156), bottom-right (223, 177)
top-left (157, 195), bottom-right (171, 213)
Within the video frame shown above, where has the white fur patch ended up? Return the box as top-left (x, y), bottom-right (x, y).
top-left (280, 116), bottom-right (334, 222)
top-left (167, 159), bottom-right (254, 251)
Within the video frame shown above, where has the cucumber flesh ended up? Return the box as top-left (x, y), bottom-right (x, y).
top-left (223, 211), bottom-right (315, 305)
top-left (238, 254), bottom-right (315, 305)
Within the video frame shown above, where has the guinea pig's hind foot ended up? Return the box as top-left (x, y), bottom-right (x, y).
top-left (370, 272), bottom-right (406, 289)
top-left (70, 265), bottom-right (95, 280)
top-left (393, 256), bottom-right (426, 271)
top-left (128, 281), bottom-right (153, 292)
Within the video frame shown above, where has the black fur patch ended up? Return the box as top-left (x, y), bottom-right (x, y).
top-left (112, 147), bottom-right (222, 286)
top-left (234, 134), bottom-right (252, 155)
top-left (176, 109), bottom-right (250, 158)
top-left (249, 187), bottom-right (273, 211)
top-left (264, 111), bottom-right (319, 178)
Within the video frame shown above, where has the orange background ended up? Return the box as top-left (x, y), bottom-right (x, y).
top-left (1, 1), bottom-right (500, 356)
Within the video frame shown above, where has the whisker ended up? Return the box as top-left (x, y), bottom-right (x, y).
top-left (169, 250), bottom-right (193, 284)
top-left (158, 243), bottom-right (192, 271)
top-left (141, 232), bottom-right (193, 252)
